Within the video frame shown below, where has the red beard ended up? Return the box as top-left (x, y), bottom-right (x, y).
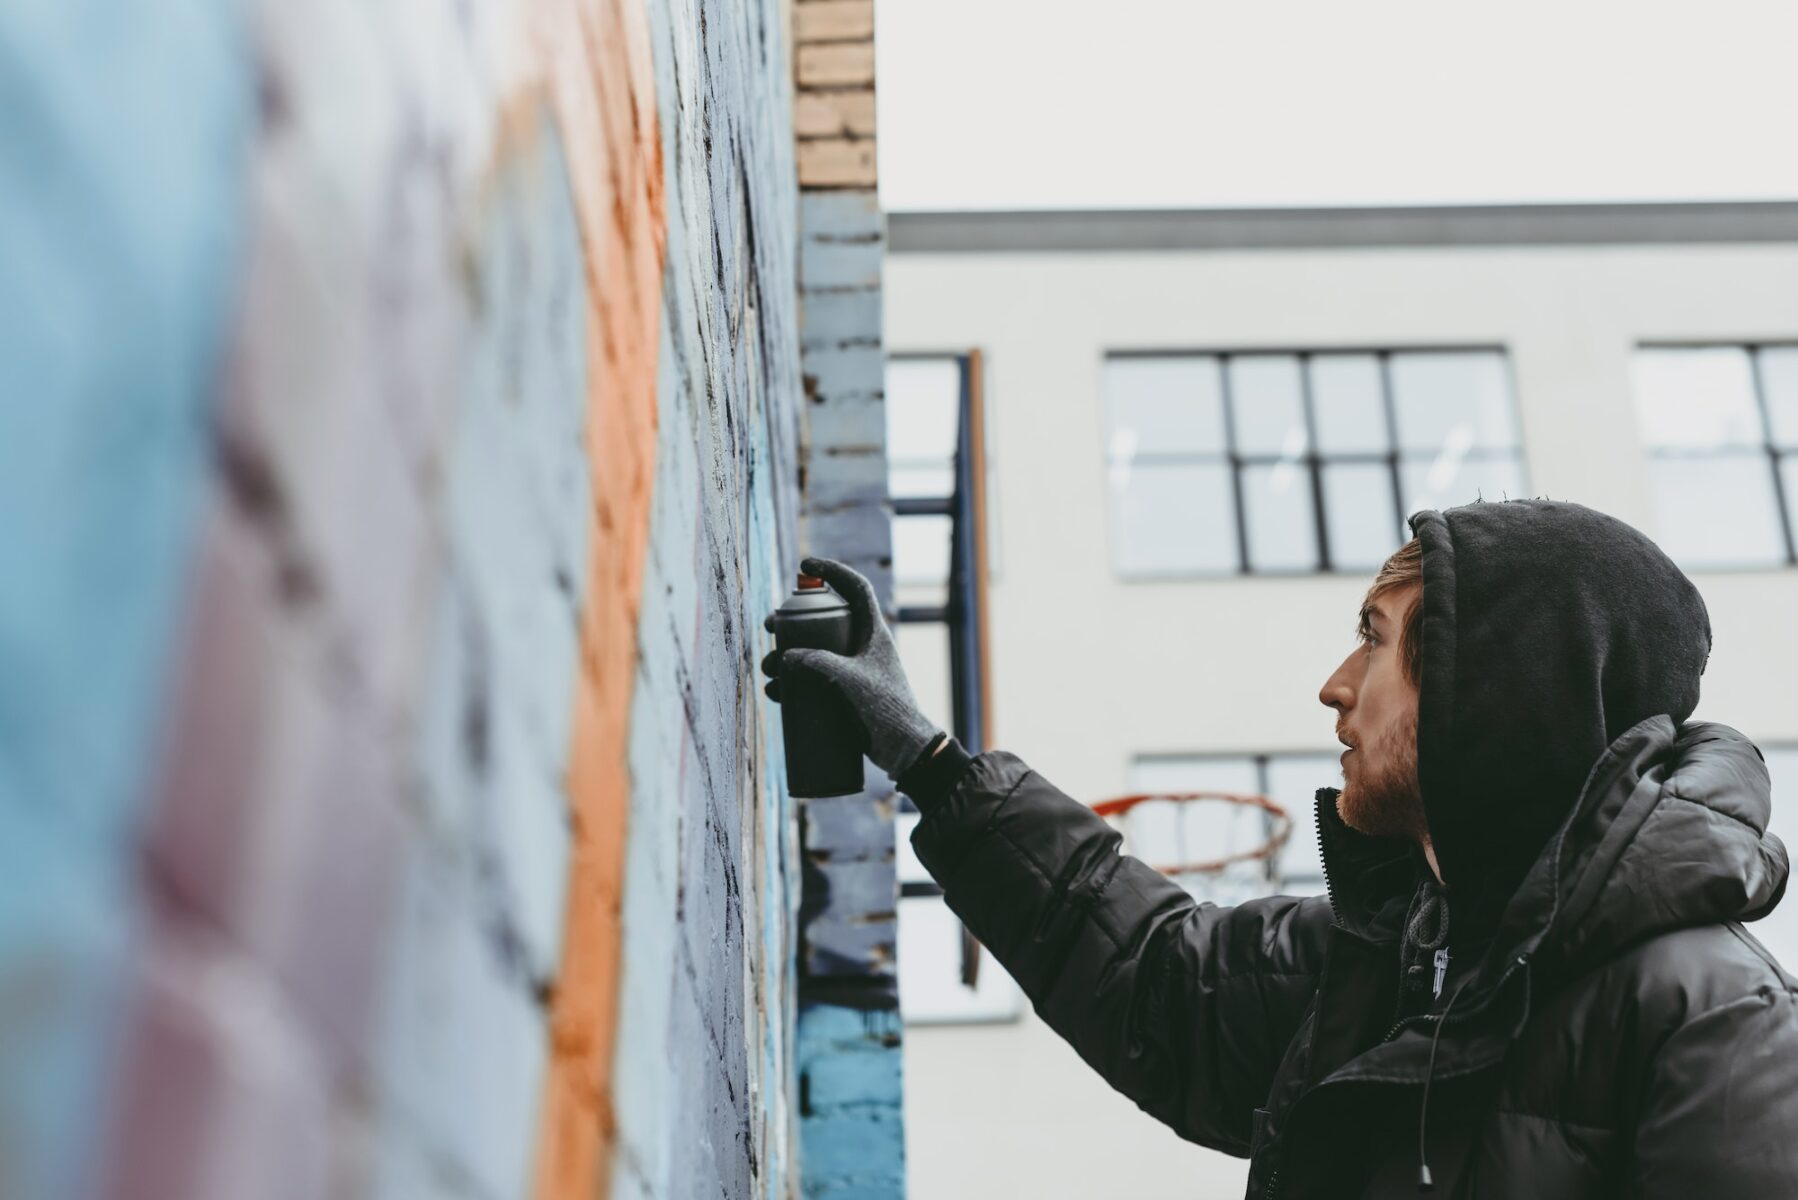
top-left (1337, 709), bottom-right (1426, 841)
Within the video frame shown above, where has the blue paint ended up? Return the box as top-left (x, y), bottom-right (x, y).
top-left (797, 1002), bottom-right (906, 1197)
top-left (798, 288), bottom-right (882, 352)
top-left (803, 385), bottom-right (885, 446)
top-left (0, 5), bottom-right (251, 1198)
top-left (792, 100), bottom-right (905, 1200)
top-left (804, 1048), bottom-right (904, 1110)
top-left (799, 237), bottom-right (883, 293)
top-left (437, 101), bottom-right (587, 985)
top-left (0, 802), bottom-right (132, 1200)
top-left (798, 1110), bottom-right (905, 1194)
top-left (609, 0), bottom-right (816, 1186)
top-left (751, 414), bottom-right (800, 1198)
top-left (385, 101), bottom-right (584, 1190)
top-left (0, 0), bottom-right (254, 841)
top-left (371, 838), bottom-right (548, 1200)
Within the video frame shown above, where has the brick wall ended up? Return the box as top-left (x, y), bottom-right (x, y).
top-left (0, 0), bottom-right (812, 1197)
top-left (791, 0), bottom-right (909, 1196)
top-left (606, 0), bottom-right (809, 1196)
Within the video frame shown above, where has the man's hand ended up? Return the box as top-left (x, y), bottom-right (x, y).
top-left (761, 556), bottom-right (944, 779)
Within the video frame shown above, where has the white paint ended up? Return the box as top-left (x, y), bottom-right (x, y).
top-left (887, 238), bottom-right (1798, 1198)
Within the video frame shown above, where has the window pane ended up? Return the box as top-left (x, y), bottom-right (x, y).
top-left (886, 358), bottom-right (962, 460)
top-left (899, 895), bottom-right (1022, 1023)
top-left (1647, 454), bottom-right (1786, 568)
top-left (1782, 456), bottom-right (1798, 551)
top-left (893, 512), bottom-right (951, 589)
top-left (895, 812), bottom-right (927, 883)
top-left (1322, 462), bottom-right (1401, 571)
top-left (1242, 462), bottom-right (1318, 571)
top-left (1390, 351), bottom-right (1517, 455)
top-left (1310, 354), bottom-right (1389, 455)
top-left (1109, 461), bottom-right (1236, 575)
top-left (1760, 347), bottom-right (1798, 450)
top-left (1229, 355), bottom-right (1308, 457)
top-left (1264, 755), bottom-right (1340, 887)
top-left (889, 463), bottom-right (954, 499)
top-left (1400, 454), bottom-right (1525, 514)
top-left (1104, 357), bottom-right (1226, 459)
top-left (1130, 756), bottom-right (1261, 797)
top-left (1632, 347), bottom-right (1763, 451)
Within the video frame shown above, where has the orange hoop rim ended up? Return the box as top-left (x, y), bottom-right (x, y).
top-left (1092, 790), bottom-right (1292, 877)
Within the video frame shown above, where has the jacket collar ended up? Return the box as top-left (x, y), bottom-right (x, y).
top-left (1308, 717), bottom-right (1787, 1086)
top-left (1313, 786), bottom-right (1424, 945)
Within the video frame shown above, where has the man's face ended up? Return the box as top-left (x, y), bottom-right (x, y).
top-left (1318, 582), bottom-right (1426, 842)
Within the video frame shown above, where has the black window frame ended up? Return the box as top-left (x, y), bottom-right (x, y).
top-left (1104, 346), bottom-right (1525, 579)
top-left (886, 351), bottom-right (1010, 1017)
top-left (1635, 340), bottom-right (1798, 568)
top-left (886, 351), bottom-right (990, 782)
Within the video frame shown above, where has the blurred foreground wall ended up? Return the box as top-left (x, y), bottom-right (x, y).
top-left (0, 0), bottom-right (814, 1197)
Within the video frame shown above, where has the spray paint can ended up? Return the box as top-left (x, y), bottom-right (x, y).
top-left (767, 573), bottom-right (865, 798)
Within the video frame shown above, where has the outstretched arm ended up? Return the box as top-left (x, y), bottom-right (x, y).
top-left (901, 738), bottom-right (1330, 1155)
top-left (762, 556), bottom-right (1331, 1152)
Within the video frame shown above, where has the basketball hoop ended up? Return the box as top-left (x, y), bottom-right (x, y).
top-left (1093, 790), bottom-right (1292, 901)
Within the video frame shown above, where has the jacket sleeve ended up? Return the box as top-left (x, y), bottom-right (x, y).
top-left (1629, 986), bottom-right (1798, 1194)
top-left (902, 741), bottom-right (1333, 1156)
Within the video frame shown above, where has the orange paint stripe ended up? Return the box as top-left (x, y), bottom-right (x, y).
top-left (530, 0), bottom-right (666, 1194)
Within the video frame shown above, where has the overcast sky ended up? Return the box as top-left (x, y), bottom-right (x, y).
top-left (875, 0), bottom-right (1798, 211)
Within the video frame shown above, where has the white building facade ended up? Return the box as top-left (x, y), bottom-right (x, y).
top-left (882, 204), bottom-right (1798, 1199)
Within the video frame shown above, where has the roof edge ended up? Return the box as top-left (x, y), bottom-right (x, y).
top-left (888, 202), bottom-right (1798, 254)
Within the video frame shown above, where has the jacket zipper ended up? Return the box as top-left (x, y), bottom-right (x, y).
top-left (1315, 793), bottom-right (1344, 927)
top-left (1380, 951), bottom-right (1530, 1044)
top-left (1267, 802), bottom-right (1532, 1199)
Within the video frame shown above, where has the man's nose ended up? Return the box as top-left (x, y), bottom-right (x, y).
top-left (1319, 652), bottom-right (1356, 712)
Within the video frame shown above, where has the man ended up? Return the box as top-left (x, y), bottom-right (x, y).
top-left (761, 499), bottom-right (1798, 1197)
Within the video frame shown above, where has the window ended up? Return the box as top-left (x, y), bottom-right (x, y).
top-left (888, 357), bottom-right (960, 603)
top-left (1127, 752), bottom-right (1340, 901)
top-left (888, 355), bottom-right (1001, 588)
top-left (886, 353), bottom-right (996, 758)
top-left (1104, 350), bottom-right (1525, 576)
top-left (1632, 345), bottom-right (1798, 569)
top-left (896, 809), bottom-right (1024, 1023)
top-left (887, 353), bottom-right (1006, 1023)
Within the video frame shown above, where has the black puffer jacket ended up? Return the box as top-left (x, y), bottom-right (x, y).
top-left (898, 501), bottom-right (1798, 1197)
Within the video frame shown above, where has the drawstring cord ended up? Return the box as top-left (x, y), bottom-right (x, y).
top-left (1400, 874), bottom-right (1450, 996)
top-left (1416, 974), bottom-right (1476, 1192)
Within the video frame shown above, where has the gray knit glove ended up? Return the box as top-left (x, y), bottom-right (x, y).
top-left (760, 556), bottom-right (945, 779)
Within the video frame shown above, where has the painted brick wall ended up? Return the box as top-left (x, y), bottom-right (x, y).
top-left (0, 0), bottom-right (811, 1197)
top-left (605, 0), bottom-right (809, 1196)
top-left (791, 0), bottom-right (909, 1196)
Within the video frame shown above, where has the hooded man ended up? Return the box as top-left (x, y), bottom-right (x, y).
top-left (760, 499), bottom-right (1798, 1197)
